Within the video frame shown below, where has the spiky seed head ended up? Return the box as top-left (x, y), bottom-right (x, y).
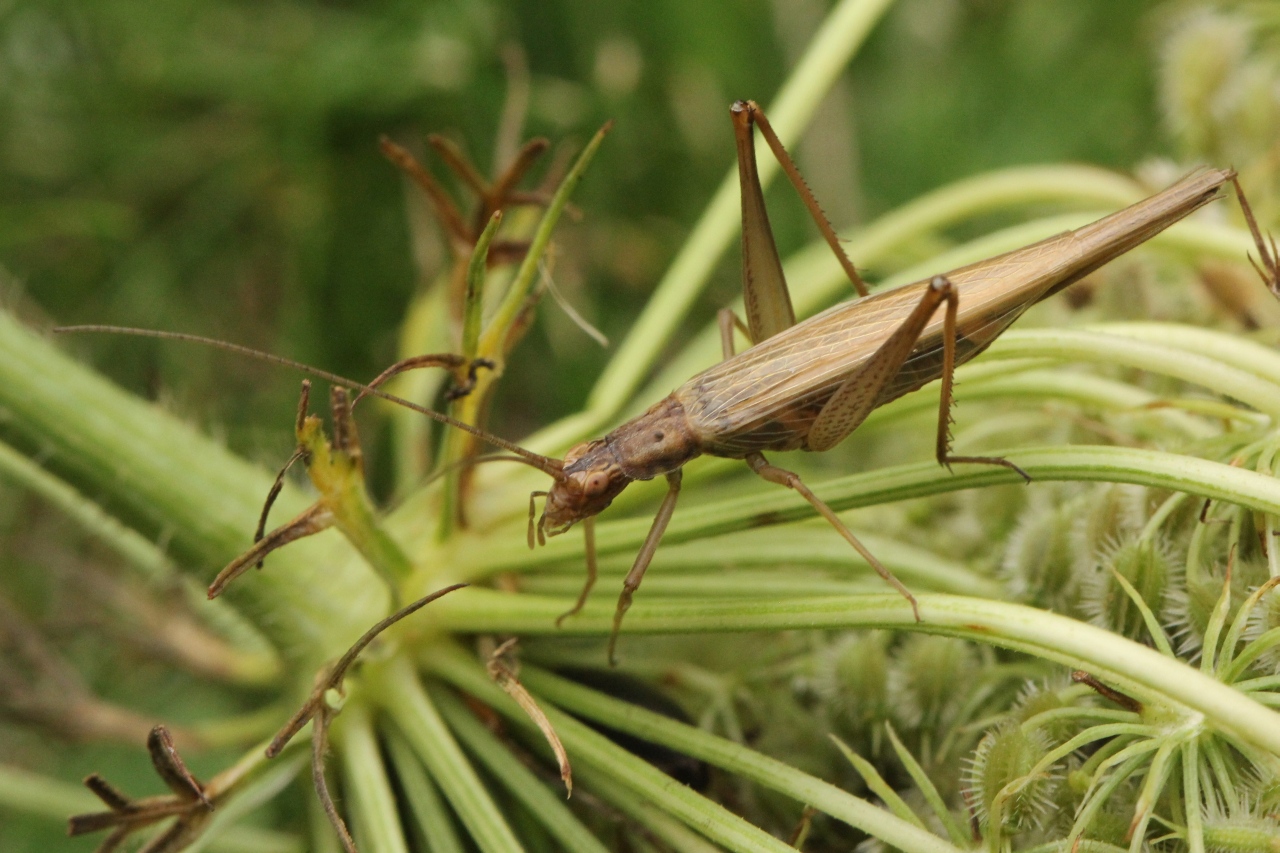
top-left (1081, 536), bottom-right (1176, 640)
top-left (1002, 497), bottom-right (1083, 612)
top-left (962, 723), bottom-right (1057, 834)
top-left (813, 632), bottom-right (890, 737)
top-left (888, 635), bottom-right (982, 733)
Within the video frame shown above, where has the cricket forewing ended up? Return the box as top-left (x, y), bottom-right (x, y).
top-left (683, 167), bottom-right (1231, 457)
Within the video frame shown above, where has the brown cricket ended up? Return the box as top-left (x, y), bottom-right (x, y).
top-left (60, 101), bottom-right (1277, 667)
top-left (528, 102), bottom-right (1273, 663)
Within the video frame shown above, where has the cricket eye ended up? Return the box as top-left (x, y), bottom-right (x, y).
top-left (653, 431), bottom-right (665, 442)
top-left (583, 471), bottom-right (610, 495)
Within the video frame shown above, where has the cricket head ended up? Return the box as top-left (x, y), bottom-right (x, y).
top-left (535, 439), bottom-right (631, 540)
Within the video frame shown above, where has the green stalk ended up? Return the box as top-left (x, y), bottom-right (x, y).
top-left (432, 687), bottom-right (611, 853)
top-left (384, 724), bottom-right (466, 853)
top-left (558, 768), bottom-right (723, 853)
top-left (466, 524), bottom-right (1000, 596)
top-left (338, 701), bottom-right (410, 853)
top-left (983, 329), bottom-right (1280, 420)
top-left (1183, 737), bottom-right (1206, 853)
top-left (0, 310), bottom-right (383, 659)
top-left (426, 646), bottom-right (813, 853)
top-left (479, 124), bottom-right (612, 355)
top-left (0, 438), bottom-right (280, 683)
top-left (511, 663), bottom-right (964, 853)
top-left (447, 445), bottom-right (1280, 577)
top-left (427, 589), bottom-right (1280, 757)
top-left (374, 656), bottom-right (523, 853)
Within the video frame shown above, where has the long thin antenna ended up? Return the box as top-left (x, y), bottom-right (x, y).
top-left (53, 325), bottom-right (565, 478)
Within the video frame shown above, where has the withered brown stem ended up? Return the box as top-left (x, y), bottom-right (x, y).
top-left (262, 583), bottom-right (467, 853)
top-left (69, 725), bottom-right (215, 853)
top-left (1070, 671), bottom-right (1143, 713)
top-left (485, 637), bottom-right (572, 796)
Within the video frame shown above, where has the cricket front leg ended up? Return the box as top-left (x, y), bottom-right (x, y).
top-left (745, 452), bottom-right (920, 621)
top-left (555, 517), bottom-right (598, 627)
top-left (608, 470), bottom-right (683, 666)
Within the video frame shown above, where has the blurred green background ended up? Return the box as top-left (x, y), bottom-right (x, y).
top-left (0, 0), bottom-right (1203, 848)
top-left (3, 0), bottom-right (1171, 485)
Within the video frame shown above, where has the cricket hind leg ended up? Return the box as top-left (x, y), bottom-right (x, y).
top-left (730, 100), bottom-right (870, 348)
top-left (734, 100), bottom-right (869, 302)
top-left (805, 275), bottom-right (1030, 481)
top-left (744, 452), bottom-right (920, 622)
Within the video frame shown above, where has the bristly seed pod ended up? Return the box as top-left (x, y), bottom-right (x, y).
top-left (962, 723), bottom-right (1057, 834)
top-left (888, 635), bottom-right (983, 735)
top-left (1001, 493), bottom-right (1084, 613)
top-left (1081, 536), bottom-right (1176, 640)
top-left (813, 631), bottom-right (890, 744)
top-left (1165, 553), bottom-right (1268, 659)
top-left (1202, 794), bottom-right (1280, 853)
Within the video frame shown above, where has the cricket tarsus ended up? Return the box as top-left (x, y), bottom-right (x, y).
top-left (1230, 174), bottom-right (1279, 295)
top-left (555, 516), bottom-right (597, 627)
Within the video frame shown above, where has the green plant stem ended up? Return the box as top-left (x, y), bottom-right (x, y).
top-left (0, 310), bottom-right (384, 659)
top-left (187, 752), bottom-right (308, 853)
top-left (1101, 322), bottom-right (1280, 384)
top-left (383, 724), bottom-right (466, 853)
top-left (480, 124), bottom-right (611, 357)
top-left (373, 656), bottom-right (523, 853)
top-left (468, 523), bottom-right (999, 596)
top-left (425, 646), bottom-right (828, 853)
top-left (338, 701), bottom-right (410, 853)
top-left (427, 589), bottom-right (1280, 758)
top-left (453, 445), bottom-right (1280, 578)
top-left (0, 438), bottom-right (280, 684)
top-left (510, 662), bottom-right (964, 853)
top-left (560, 766), bottom-right (723, 853)
top-left (984, 329), bottom-right (1280, 420)
top-left (1183, 736), bottom-right (1206, 853)
top-left (432, 687), bottom-right (611, 853)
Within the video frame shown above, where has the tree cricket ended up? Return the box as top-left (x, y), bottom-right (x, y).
top-left (59, 101), bottom-right (1278, 667)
